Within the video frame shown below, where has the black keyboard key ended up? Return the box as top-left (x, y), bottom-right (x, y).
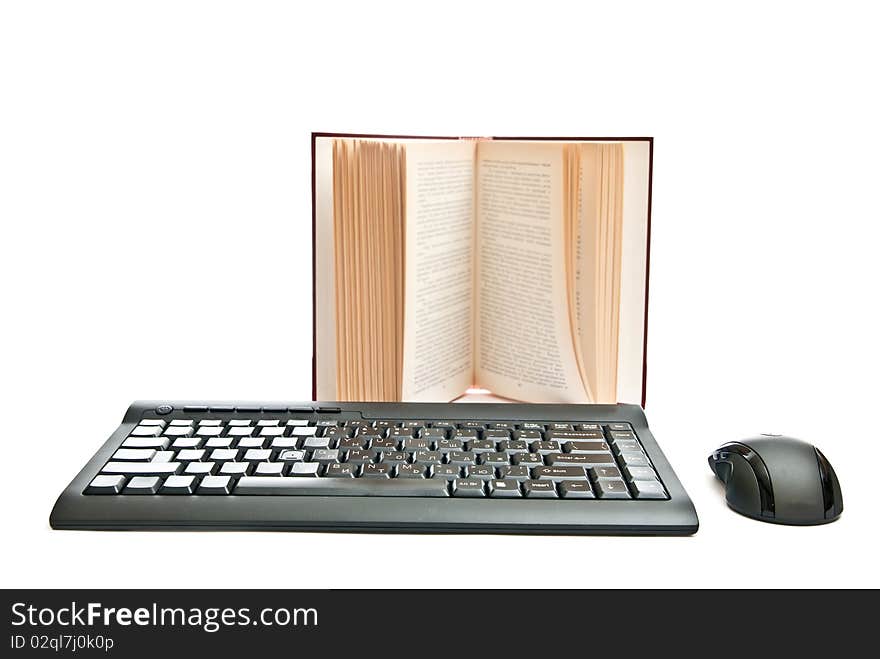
top-left (447, 451), bottom-right (476, 466)
top-left (546, 453), bottom-right (615, 466)
top-left (595, 479), bottom-right (631, 499)
top-left (589, 466), bottom-right (622, 480)
top-left (430, 465), bottom-right (461, 480)
top-left (370, 437), bottom-right (399, 452)
top-left (235, 477), bottom-right (449, 497)
top-left (631, 480), bottom-right (667, 499)
top-left (612, 440), bottom-right (641, 454)
top-left (576, 423), bottom-right (602, 431)
top-left (482, 429), bottom-right (510, 440)
top-left (413, 450), bottom-right (443, 465)
top-left (388, 428), bottom-right (414, 439)
top-left (345, 449), bottom-right (377, 464)
top-left (523, 481), bottom-right (557, 498)
top-left (437, 438), bottom-right (464, 452)
top-left (607, 423), bottom-right (633, 432)
top-left (618, 452), bottom-right (650, 467)
top-left (458, 422), bottom-right (485, 431)
top-left (452, 479), bottom-right (485, 497)
top-left (559, 481), bottom-right (594, 499)
top-left (550, 430), bottom-right (605, 441)
top-left (467, 465), bottom-right (494, 480)
top-left (396, 464), bottom-right (426, 479)
top-left (533, 466), bottom-right (589, 481)
top-left (361, 463), bottom-right (394, 479)
top-left (549, 423), bottom-right (573, 431)
top-left (498, 465), bottom-right (530, 481)
top-left (467, 439), bottom-right (497, 453)
top-left (419, 427), bottom-right (447, 439)
top-left (564, 441), bottom-right (610, 454)
top-left (530, 441), bottom-right (560, 455)
top-left (102, 462), bottom-right (182, 476)
top-left (480, 452), bottom-right (509, 466)
top-left (324, 463), bottom-right (357, 478)
top-left (512, 453), bottom-right (543, 466)
top-left (488, 479), bottom-right (521, 498)
top-left (623, 465), bottom-right (657, 481)
top-left (452, 428), bottom-right (478, 440)
top-left (381, 451), bottom-right (408, 465)
top-left (515, 429), bottom-right (542, 441)
top-left (338, 437), bottom-right (367, 450)
top-left (402, 438), bottom-right (432, 451)
top-left (499, 440), bottom-right (529, 453)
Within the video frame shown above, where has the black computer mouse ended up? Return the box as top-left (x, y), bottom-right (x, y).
top-left (708, 435), bottom-right (842, 525)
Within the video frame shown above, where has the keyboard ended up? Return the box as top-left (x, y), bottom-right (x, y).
top-left (51, 401), bottom-right (699, 535)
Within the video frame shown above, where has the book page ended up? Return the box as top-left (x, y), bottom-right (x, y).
top-left (400, 141), bottom-right (476, 401)
top-left (474, 141), bottom-right (587, 403)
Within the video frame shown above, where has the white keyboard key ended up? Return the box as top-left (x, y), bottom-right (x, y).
top-left (219, 462), bottom-right (251, 476)
top-left (185, 462), bottom-right (217, 475)
top-left (151, 451), bottom-right (176, 463)
top-left (122, 437), bottom-right (170, 450)
top-left (195, 426), bottom-right (223, 437)
top-left (259, 426), bottom-right (285, 436)
top-left (124, 476), bottom-right (162, 494)
top-left (286, 419), bottom-right (309, 426)
top-left (161, 475), bottom-right (196, 494)
top-left (164, 426), bottom-right (193, 437)
top-left (197, 475), bottom-right (232, 495)
top-left (257, 420), bottom-right (280, 426)
top-left (210, 448), bottom-right (239, 462)
top-left (228, 419), bottom-right (252, 427)
top-left (243, 449), bottom-right (272, 462)
top-left (270, 437), bottom-right (298, 449)
top-left (227, 427), bottom-right (253, 437)
top-left (85, 474), bottom-right (126, 494)
top-left (205, 437), bottom-right (234, 449)
top-left (176, 449), bottom-right (206, 462)
top-left (169, 419), bottom-right (194, 426)
top-left (198, 419), bottom-right (223, 426)
top-left (291, 426), bottom-right (318, 437)
top-left (139, 419), bottom-right (166, 427)
top-left (112, 448), bottom-right (157, 461)
top-left (129, 425), bottom-right (163, 437)
top-left (254, 462), bottom-right (285, 476)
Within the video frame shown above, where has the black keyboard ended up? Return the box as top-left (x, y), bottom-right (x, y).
top-left (51, 401), bottom-right (698, 535)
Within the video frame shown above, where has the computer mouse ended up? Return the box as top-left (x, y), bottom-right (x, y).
top-left (708, 435), bottom-right (842, 525)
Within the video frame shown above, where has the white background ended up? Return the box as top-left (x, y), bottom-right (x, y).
top-left (1, 1), bottom-right (878, 589)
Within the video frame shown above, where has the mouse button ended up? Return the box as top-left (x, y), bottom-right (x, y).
top-left (815, 448), bottom-right (843, 520)
top-left (723, 443), bottom-right (775, 517)
top-left (724, 452), bottom-right (768, 519)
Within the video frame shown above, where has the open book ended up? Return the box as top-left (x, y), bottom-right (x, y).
top-left (313, 135), bottom-right (652, 404)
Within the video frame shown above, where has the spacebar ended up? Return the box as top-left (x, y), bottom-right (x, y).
top-left (234, 477), bottom-right (450, 497)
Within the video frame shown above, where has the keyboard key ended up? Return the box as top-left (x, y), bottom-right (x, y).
top-left (235, 477), bottom-right (449, 497)
top-left (161, 475), bottom-right (197, 494)
top-left (607, 423), bottom-right (633, 432)
top-left (150, 451), bottom-right (176, 463)
top-left (559, 481), bottom-right (594, 499)
top-left (380, 451), bottom-right (408, 465)
top-left (612, 440), bottom-right (641, 454)
top-left (219, 462), bottom-right (251, 476)
top-left (589, 466), bottom-right (623, 480)
top-left (480, 452), bottom-right (509, 466)
top-left (259, 426), bottom-right (286, 437)
top-left (523, 481), bottom-right (557, 498)
top-left (467, 465), bottom-right (494, 480)
top-left (549, 430), bottom-right (605, 441)
top-left (610, 431), bottom-right (637, 441)
top-left (623, 465), bottom-right (657, 481)
top-left (291, 426), bottom-right (318, 437)
top-left (324, 463), bottom-right (357, 478)
top-left (227, 427), bottom-right (253, 437)
top-left (338, 437), bottom-right (367, 450)
top-left (122, 436), bottom-right (170, 450)
top-left (437, 438), bottom-right (464, 452)
top-left (618, 452), bottom-right (650, 467)
top-left (497, 465), bottom-right (530, 481)
top-left (595, 479), bottom-right (631, 499)
top-left (515, 429), bottom-right (542, 441)
top-left (138, 419), bottom-right (166, 427)
top-left (430, 464), bottom-right (461, 480)
top-left (270, 437), bottom-right (298, 449)
top-left (563, 441), bottom-right (610, 454)
top-left (209, 448), bottom-right (239, 462)
top-left (369, 437), bottom-right (398, 452)
top-left (512, 453), bottom-right (543, 466)
top-left (198, 419), bottom-right (223, 426)
top-left (312, 449), bottom-right (340, 464)
top-left (447, 451), bottom-right (476, 466)
top-left (530, 441), bottom-right (560, 455)
top-left (176, 449), bottom-right (206, 462)
top-left (198, 475), bottom-right (233, 494)
top-left (453, 428), bottom-right (478, 440)
top-left (85, 474), bottom-right (126, 494)
top-left (546, 453), bottom-right (615, 466)
top-left (396, 464), bottom-right (426, 479)
top-left (236, 437), bottom-right (266, 450)
top-left (488, 479), bottom-right (521, 497)
top-left (452, 479), bottom-right (485, 497)
top-left (228, 419), bottom-right (252, 427)
top-left (361, 463), bottom-right (394, 479)
top-left (253, 462), bottom-right (285, 476)
top-left (402, 438), bottom-right (432, 451)
top-left (277, 449), bottom-right (307, 462)
top-left (256, 419), bottom-right (280, 426)
top-left (124, 476), bottom-right (162, 494)
top-left (303, 437), bottom-right (332, 451)
top-left (195, 426), bottom-right (224, 437)
top-left (205, 437), bottom-right (234, 449)
top-left (413, 450), bottom-right (442, 465)
top-left (286, 419), bottom-right (310, 427)
top-left (290, 462), bottom-right (321, 477)
top-left (345, 449), bottom-right (377, 464)
top-left (171, 437), bottom-right (201, 450)
top-left (102, 462), bottom-right (182, 476)
top-left (164, 426), bottom-right (194, 437)
top-left (533, 466), bottom-right (589, 481)
top-left (468, 439), bottom-right (497, 453)
top-left (549, 423), bottom-right (573, 431)
top-left (631, 480), bottom-right (667, 499)
top-left (499, 440), bottom-right (529, 453)
top-left (185, 462), bottom-right (217, 475)
top-left (576, 423), bottom-right (602, 431)
top-left (482, 429), bottom-right (509, 440)
top-left (129, 425), bottom-right (163, 437)
top-left (243, 449), bottom-right (272, 462)
top-left (112, 448), bottom-right (157, 461)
